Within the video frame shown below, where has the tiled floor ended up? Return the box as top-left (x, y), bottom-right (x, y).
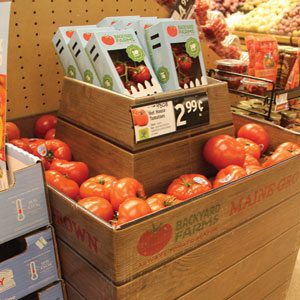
top-left (286, 251), bottom-right (300, 300)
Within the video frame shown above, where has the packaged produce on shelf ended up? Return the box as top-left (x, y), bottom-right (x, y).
top-left (146, 19), bottom-right (207, 90)
top-left (52, 25), bottom-right (97, 80)
top-left (85, 28), bottom-right (162, 96)
top-left (69, 27), bottom-right (111, 86)
top-left (0, 0), bottom-right (11, 190)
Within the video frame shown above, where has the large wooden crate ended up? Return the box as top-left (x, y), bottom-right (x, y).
top-left (58, 77), bottom-right (232, 151)
top-left (56, 119), bottom-right (233, 195)
top-left (57, 194), bottom-right (300, 299)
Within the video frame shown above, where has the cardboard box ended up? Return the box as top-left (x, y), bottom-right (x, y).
top-left (0, 227), bottom-right (60, 300)
top-left (85, 28), bottom-right (162, 96)
top-left (69, 27), bottom-right (110, 87)
top-left (52, 25), bottom-right (97, 80)
top-left (50, 124), bottom-right (300, 284)
top-left (146, 19), bottom-right (207, 91)
top-left (59, 77), bottom-right (232, 151)
top-left (22, 281), bottom-right (66, 300)
top-left (0, 144), bottom-right (50, 244)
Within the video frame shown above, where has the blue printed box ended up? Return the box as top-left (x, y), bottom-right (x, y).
top-left (125, 17), bottom-right (158, 58)
top-left (23, 281), bottom-right (65, 300)
top-left (97, 16), bottom-right (140, 29)
top-left (52, 25), bottom-right (97, 80)
top-left (86, 29), bottom-right (162, 97)
top-left (0, 144), bottom-right (50, 244)
top-left (69, 27), bottom-right (110, 86)
top-left (146, 20), bottom-right (207, 91)
top-left (0, 227), bottom-right (60, 300)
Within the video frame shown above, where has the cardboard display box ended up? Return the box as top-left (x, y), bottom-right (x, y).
top-left (57, 194), bottom-right (300, 299)
top-left (0, 144), bottom-right (50, 245)
top-left (59, 77), bottom-right (232, 151)
top-left (22, 281), bottom-right (66, 300)
top-left (56, 119), bottom-right (233, 195)
top-left (49, 140), bottom-right (300, 285)
top-left (0, 227), bottom-right (60, 300)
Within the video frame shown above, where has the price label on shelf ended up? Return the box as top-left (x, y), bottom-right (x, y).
top-left (131, 92), bottom-right (209, 143)
top-left (275, 93), bottom-right (289, 112)
top-left (171, 0), bottom-right (196, 20)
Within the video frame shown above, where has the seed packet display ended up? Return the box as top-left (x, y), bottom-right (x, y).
top-left (0, 0), bottom-right (11, 190)
top-left (86, 29), bottom-right (162, 97)
top-left (146, 20), bottom-right (207, 91)
top-left (69, 27), bottom-right (110, 86)
top-left (52, 25), bottom-right (97, 80)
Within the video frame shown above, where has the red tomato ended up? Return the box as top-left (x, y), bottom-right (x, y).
top-left (6, 122), bottom-right (20, 141)
top-left (0, 85), bottom-right (6, 116)
top-left (45, 128), bottom-right (56, 140)
top-left (167, 174), bottom-right (212, 201)
top-left (245, 165), bottom-right (263, 175)
top-left (146, 193), bottom-right (181, 212)
top-left (10, 138), bottom-right (31, 153)
top-left (275, 142), bottom-right (300, 156)
top-left (80, 174), bottom-right (118, 201)
top-left (262, 150), bottom-right (293, 168)
top-left (110, 177), bottom-right (146, 211)
top-left (213, 165), bottom-right (247, 188)
top-left (118, 197), bottom-right (152, 224)
top-left (50, 159), bottom-right (89, 185)
top-left (243, 154), bottom-right (260, 167)
top-left (28, 139), bottom-right (45, 153)
top-left (123, 80), bottom-right (137, 94)
top-left (237, 123), bottom-right (269, 153)
top-left (236, 137), bottom-right (261, 159)
top-left (203, 135), bottom-right (246, 170)
top-left (179, 74), bottom-right (191, 88)
top-left (115, 62), bottom-right (126, 76)
top-left (32, 139), bottom-right (72, 170)
top-left (137, 223), bottom-right (173, 256)
top-left (34, 114), bottom-right (57, 138)
top-left (78, 197), bottom-right (114, 222)
top-left (129, 65), bottom-right (151, 84)
top-left (132, 109), bottom-right (149, 126)
top-left (177, 53), bottom-right (192, 73)
top-left (45, 170), bottom-right (79, 200)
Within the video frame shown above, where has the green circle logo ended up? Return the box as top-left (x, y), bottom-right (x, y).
top-left (126, 45), bottom-right (145, 63)
top-left (102, 75), bottom-right (113, 90)
top-left (185, 37), bottom-right (200, 58)
top-left (157, 67), bottom-right (170, 84)
top-left (84, 70), bottom-right (94, 84)
top-left (67, 65), bottom-right (76, 78)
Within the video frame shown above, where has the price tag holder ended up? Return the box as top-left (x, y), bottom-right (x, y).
top-left (275, 93), bottom-right (289, 112)
top-left (131, 92), bottom-right (209, 143)
top-left (171, 0), bottom-right (196, 20)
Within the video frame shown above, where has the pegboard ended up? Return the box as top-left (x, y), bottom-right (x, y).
top-left (7, 0), bottom-right (168, 119)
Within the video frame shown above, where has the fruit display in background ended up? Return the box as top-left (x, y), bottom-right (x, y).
top-left (6, 122), bottom-right (20, 141)
top-left (273, 3), bottom-right (300, 36)
top-left (210, 0), bottom-right (245, 17)
top-left (241, 0), bottom-right (268, 12)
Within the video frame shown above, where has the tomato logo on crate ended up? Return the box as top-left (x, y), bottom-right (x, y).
top-left (167, 26), bottom-right (178, 37)
top-left (137, 223), bottom-right (173, 256)
top-left (101, 35), bottom-right (115, 45)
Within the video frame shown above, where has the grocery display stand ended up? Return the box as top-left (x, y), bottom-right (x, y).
top-left (5, 1), bottom-right (300, 300)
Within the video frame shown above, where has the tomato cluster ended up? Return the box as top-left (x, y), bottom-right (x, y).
top-left (114, 61), bottom-right (151, 94)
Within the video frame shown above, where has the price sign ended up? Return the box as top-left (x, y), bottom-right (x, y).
top-left (131, 92), bottom-right (209, 143)
top-left (171, 0), bottom-right (196, 20)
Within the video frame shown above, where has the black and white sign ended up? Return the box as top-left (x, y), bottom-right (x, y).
top-left (131, 92), bottom-right (209, 143)
top-left (171, 0), bottom-right (196, 20)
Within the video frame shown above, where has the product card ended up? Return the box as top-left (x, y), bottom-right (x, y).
top-left (171, 0), bottom-right (196, 20)
top-left (132, 92), bottom-right (209, 143)
top-left (275, 93), bottom-right (289, 112)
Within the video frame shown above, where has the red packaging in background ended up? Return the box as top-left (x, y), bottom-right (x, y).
top-left (246, 36), bottom-right (279, 87)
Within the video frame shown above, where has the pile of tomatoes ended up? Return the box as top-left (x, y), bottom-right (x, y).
top-left (6, 117), bottom-right (300, 227)
top-left (114, 61), bottom-right (151, 94)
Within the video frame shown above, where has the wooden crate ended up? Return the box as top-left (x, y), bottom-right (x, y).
top-left (49, 148), bottom-right (300, 285)
top-left (56, 194), bottom-right (300, 299)
top-left (58, 77), bottom-right (232, 151)
top-left (56, 119), bottom-right (234, 195)
top-left (65, 282), bottom-right (85, 300)
top-left (232, 113), bottom-right (300, 146)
